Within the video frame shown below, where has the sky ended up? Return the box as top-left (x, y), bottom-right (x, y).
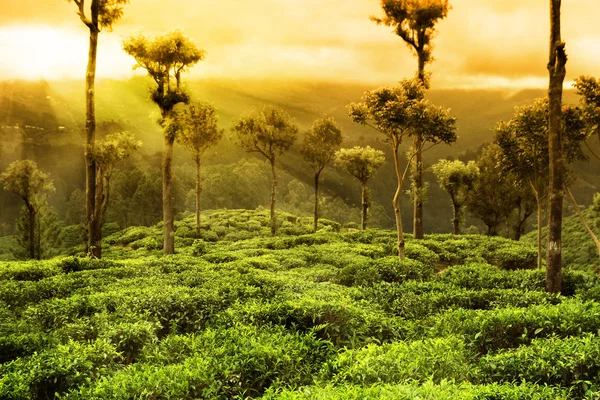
top-left (0, 0), bottom-right (599, 88)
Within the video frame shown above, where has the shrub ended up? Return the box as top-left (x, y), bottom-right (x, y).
top-left (191, 239), bottom-right (210, 256)
top-left (323, 336), bottom-right (475, 385)
top-left (0, 333), bottom-right (49, 363)
top-left (0, 339), bottom-right (122, 399)
top-left (423, 299), bottom-right (600, 353)
top-left (99, 320), bottom-right (159, 364)
top-left (0, 260), bottom-right (61, 281)
top-left (264, 381), bottom-right (570, 400)
top-left (487, 243), bottom-right (537, 270)
top-left (375, 257), bottom-right (434, 283)
top-left (480, 334), bottom-right (600, 396)
top-left (67, 326), bottom-right (333, 399)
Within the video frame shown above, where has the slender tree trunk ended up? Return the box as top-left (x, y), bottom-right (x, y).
top-left (163, 135), bottom-right (175, 254)
top-left (392, 141), bottom-right (405, 260)
top-left (566, 187), bottom-right (600, 257)
top-left (85, 2), bottom-right (101, 259)
top-left (530, 183), bottom-right (544, 270)
top-left (195, 154), bottom-right (201, 238)
top-left (270, 158), bottom-right (277, 235)
top-left (452, 203), bottom-right (460, 235)
top-left (412, 52), bottom-right (427, 239)
top-left (361, 181), bottom-right (368, 230)
top-left (413, 136), bottom-right (424, 239)
top-left (28, 206), bottom-right (35, 260)
top-left (546, 0), bottom-right (567, 293)
top-left (313, 169), bottom-right (323, 233)
top-left (92, 171), bottom-right (104, 259)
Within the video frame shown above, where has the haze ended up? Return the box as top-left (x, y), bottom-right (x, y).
top-left (0, 0), bottom-right (599, 88)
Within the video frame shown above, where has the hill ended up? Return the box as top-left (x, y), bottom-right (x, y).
top-left (0, 78), bottom-right (598, 235)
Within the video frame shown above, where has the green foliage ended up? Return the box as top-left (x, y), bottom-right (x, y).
top-left (323, 336), bottom-right (474, 385)
top-left (65, 325), bottom-right (332, 399)
top-left (480, 334), bottom-right (600, 395)
top-left (334, 146), bottom-right (385, 184)
top-left (0, 339), bottom-right (122, 399)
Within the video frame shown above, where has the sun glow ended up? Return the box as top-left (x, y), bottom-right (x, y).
top-left (0, 25), bottom-right (134, 80)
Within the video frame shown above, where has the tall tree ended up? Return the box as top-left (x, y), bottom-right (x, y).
top-left (546, 0), bottom-right (568, 293)
top-left (431, 159), bottom-right (478, 235)
top-left (372, 0), bottom-right (451, 239)
top-left (123, 30), bottom-right (204, 254)
top-left (231, 105), bottom-right (299, 234)
top-left (169, 102), bottom-right (223, 237)
top-left (334, 146), bottom-right (385, 230)
top-left (0, 160), bottom-right (55, 259)
top-left (495, 99), bottom-right (587, 269)
top-left (92, 131), bottom-right (141, 256)
top-left (67, 0), bottom-right (129, 258)
top-left (348, 78), bottom-right (456, 260)
top-left (467, 144), bottom-right (535, 239)
top-left (574, 76), bottom-right (600, 156)
top-left (301, 116), bottom-right (344, 232)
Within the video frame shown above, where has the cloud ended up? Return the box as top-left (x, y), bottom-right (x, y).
top-left (0, 0), bottom-right (599, 88)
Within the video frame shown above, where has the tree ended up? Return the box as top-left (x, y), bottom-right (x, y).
top-left (334, 146), bottom-right (385, 230)
top-left (348, 79), bottom-right (456, 259)
top-left (169, 102), bottom-right (223, 238)
top-left (0, 160), bottom-right (55, 259)
top-left (231, 105), bottom-right (299, 234)
top-left (431, 159), bottom-right (478, 235)
top-left (574, 76), bottom-right (600, 158)
top-left (546, 0), bottom-right (568, 293)
top-left (301, 116), bottom-right (344, 232)
top-left (92, 131), bottom-right (140, 256)
top-left (495, 99), bottom-right (587, 270)
top-left (13, 203), bottom-right (62, 260)
top-left (467, 144), bottom-right (535, 239)
top-left (372, 0), bottom-right (451, 239)
top-left (123, 30), bottom-right (205, 254)
top-left (67, 0), bottom-right (129, 258)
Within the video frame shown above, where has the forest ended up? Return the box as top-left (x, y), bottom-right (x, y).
top-left (1, 0), bottom-right (600, 398)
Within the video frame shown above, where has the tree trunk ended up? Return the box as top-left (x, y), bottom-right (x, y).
top-left (412, 135), bottom-right (424, 239)
top-left (392, 141), bottom-right (405, 260)
top-left (412, 51), bottom-right (427, 240)
top-left (92, 171), bottom-right (104, 259)
top-left (85, 3), bottom-right (100, 259)
top-left (452, 203), bottom-right (460, 235)
top-left (163, 135), bottom-right (175, 254)
top-left (313, 169), bottom-right (322, 233)
top-left (270, 158), bottom-right (277, 235)
top-left (530, 182), bottom-right (544, 270)
top-left (361, 181), bottom-right (368, 230)
top-left (195, 154), bottom-right (201, 238)
top-left (546, 0), bottom-right (567, 293)
top-left (28, 206), bottom-right (35, 260)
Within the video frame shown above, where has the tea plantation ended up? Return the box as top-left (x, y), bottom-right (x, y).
top-left (2, 209), bottom-right (600, 399)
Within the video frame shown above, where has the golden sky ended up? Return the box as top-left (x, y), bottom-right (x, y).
top-left (0, 0), bottom-right (599, 88)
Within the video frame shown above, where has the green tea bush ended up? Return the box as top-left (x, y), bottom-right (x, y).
top-left (130, 236), bottom-right (161, 251)
top-left (334, 261), bottom-right (381, 287)
top-left (322, 336), bottom-right (475, 385)
top-left (375, 257), bottom-right (434, 283)
top-left (222, 287), bottom-right (407, 347)
top-left (99, 320), bottom-right (159, 364)
top-left (0, 339), bottom-right (122, 399)
top-left (0, 332), bottom-right (49, 363)
top-left (104, 226), bottom-right (154, 246)
top-left (480, 334), bottom-right (600, 395)
top-left (436, 263), bottom-right (544, 290)
top-left (404, 243), bottom-right (441, 268)
top-left (191, 239), bottom-right (210, 256)
top-left (67, 325), bottom-right (333, 399)
top-left (0, 260), bottom-right (61, 281)
top-left (369, 283), bottom-right (561, 320)
top-left (423, 299), bottom-right (600, 353)
top-left (264, 381), bottom-right (570, 400)
top-left (487, 243), bottom-right (537, 270)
